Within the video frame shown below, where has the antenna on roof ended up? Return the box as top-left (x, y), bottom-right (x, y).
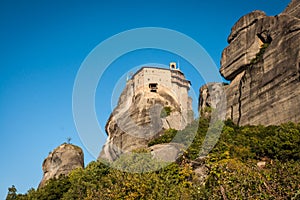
top-left (177, 61), bottom-right (180, 70)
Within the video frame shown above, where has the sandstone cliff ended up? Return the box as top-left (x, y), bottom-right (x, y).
top-left (99, 79), bottom-right (193, 161)
top-left (39, 143), bottom-right (84, 188)
top-left (198, 82), bottom-right (227, 119)
top-left (200, 0), bottom-right (300, 126)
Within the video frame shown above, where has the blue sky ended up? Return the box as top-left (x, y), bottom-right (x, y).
top-left (0, 0), bottom-right (290, 198)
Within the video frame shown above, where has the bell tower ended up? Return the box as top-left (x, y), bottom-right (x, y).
top-left (169, 62), bottom-right (177, 70)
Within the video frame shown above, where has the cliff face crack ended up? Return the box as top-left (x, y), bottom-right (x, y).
top-left (237, 72), bottom-right (246, 126)
top-left (165, 118), bottom-right (171, 129)
top-left (287, 27), bottom-right (300, 34)
top-left (298, 62), bottom-right (300, 81)
top-left (257, 32), bottom-right (272, 44)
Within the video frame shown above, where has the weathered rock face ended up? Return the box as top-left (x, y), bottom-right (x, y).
top-left (199, 82), bottom-right (227, 118)
top-left (206, 0), bottom-right (300, 126)
top-left (220, 10), bottom-right (267, 81)
top-left (283, 0), bottom-right (300, 19)
top-left (99, 79), bottom-right (193, 161)
top-left (149, 143), bottom-right (184, 162)
top-left (39, 144), bottom-right (84, 188)
top-left (191, 156), bottom-right (209, 185)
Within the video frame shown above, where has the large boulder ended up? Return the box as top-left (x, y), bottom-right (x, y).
top-left (39, 143), bottom-right (84, 188)
top-left (149, 143), bottom-right (184, 162)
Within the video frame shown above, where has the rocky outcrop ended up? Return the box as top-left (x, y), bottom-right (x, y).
top-left (99, 79), bottom-right (193, 161)
top-left (39, 143), bottom-right (84, 188)
top-left (200, 0), bottom-right (300, 126)
top-left (149, 143), bottom-right (184, 162)
top-left (191, 156), bottom-right (209, 185)
top-left (221, 10), bottom-right (267, 81)
top-left (283, 0), bottom-right (300, 19)
top-left (199, 82), bottom-right (227, 118)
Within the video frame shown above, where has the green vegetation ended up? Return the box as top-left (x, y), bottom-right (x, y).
top-left (148, 128), bottom-right (177, 147)
top-left (160, 106), bottom-right (172, 118)
top-left (8, 161), bottom-right (195, 200)
top-left (7, 119), bottom-right (300, 199)
top-left (250, 43), bottom-right (270, 64)
top-left (6, 185), bottom-right (17, 200)
top-left (203, 106), bottom-right (213, 113)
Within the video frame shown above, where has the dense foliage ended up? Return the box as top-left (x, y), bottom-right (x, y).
top-left (7, 119), bottom-right (300, 199)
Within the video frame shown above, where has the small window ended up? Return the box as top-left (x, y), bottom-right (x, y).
top-left (149, 83), bottom-right (158, 92)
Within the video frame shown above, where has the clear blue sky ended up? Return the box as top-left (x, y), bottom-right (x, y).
top-left (0, 0), bottom-right (290, 198)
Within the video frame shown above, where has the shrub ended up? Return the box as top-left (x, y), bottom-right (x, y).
top-left (160, 106), bottom-right (172, 118)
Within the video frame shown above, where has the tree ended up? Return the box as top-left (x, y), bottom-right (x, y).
top-left (6, 185), bottom-right (17, 200)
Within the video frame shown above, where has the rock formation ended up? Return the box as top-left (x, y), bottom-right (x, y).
top-left (198, 82), bottom-right (227, 118)
top-left (200, 0), bottom-right (300, 126)
top-left (149, 143), bottom-right (184, 162)
top-left (99, 66), bottom-right (193, 161)
top-left (39, 143), bottom-right (84, 188)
